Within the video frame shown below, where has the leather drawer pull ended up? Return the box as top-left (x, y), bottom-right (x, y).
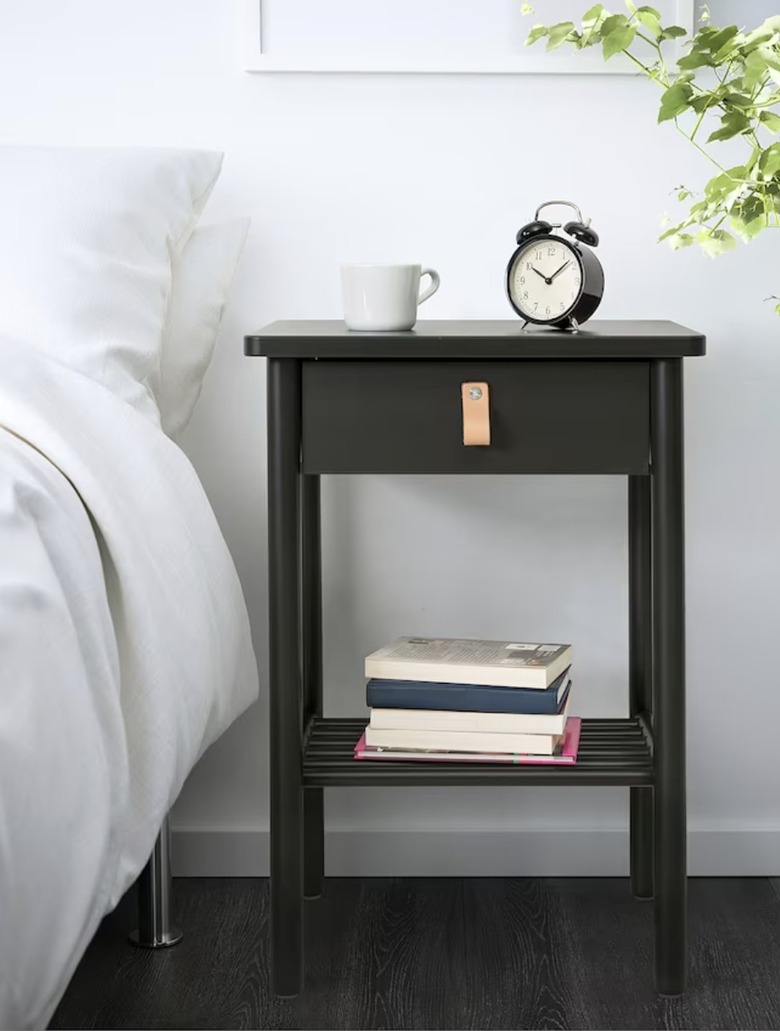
top-left (461, 382), bottom-right (491, 446)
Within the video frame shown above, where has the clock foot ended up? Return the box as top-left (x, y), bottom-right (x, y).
top-left (521, 320), bottom-right (530, 332)
top-left (568, 317), bottom-right (580, 333)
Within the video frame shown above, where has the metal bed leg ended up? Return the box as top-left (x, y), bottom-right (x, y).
top-left (129, 815), bottom-right (183, 948)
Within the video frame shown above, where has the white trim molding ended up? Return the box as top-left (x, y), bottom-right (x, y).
top-left (242, 0), bottom-right (694, 74)
top-left (172, 825), bottom-right (780, 877)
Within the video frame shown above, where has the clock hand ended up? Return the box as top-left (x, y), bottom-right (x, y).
top-left (530, 266), bottom-right (548, 282)
top-left (549, 260), bottom-right (571, 281)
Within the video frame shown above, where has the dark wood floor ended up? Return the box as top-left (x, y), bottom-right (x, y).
top-left (50, 877), bottom-right (780, 1031)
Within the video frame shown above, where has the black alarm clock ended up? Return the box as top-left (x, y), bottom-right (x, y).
top-left (506, 200), bottom-right (604, 331)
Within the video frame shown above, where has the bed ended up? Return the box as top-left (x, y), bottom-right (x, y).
top-left (0, 146), bottom-right (258, 1029)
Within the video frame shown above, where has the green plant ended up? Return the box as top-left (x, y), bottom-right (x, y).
top-left (523, 3), bottom-right (780, 305)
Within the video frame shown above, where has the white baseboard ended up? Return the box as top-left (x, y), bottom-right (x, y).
top-left (171, 827), bottom-right (780, 878)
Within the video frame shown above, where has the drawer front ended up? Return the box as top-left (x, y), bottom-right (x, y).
top-left (302, 361), bottom-right (649, 474)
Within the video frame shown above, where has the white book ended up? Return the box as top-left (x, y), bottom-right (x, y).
top-left (363, 725), bottom-right (562, 756)
top-left (369, 697), bottom-right (570, 737)
top-left (365, 636), bottom-right (572, 690)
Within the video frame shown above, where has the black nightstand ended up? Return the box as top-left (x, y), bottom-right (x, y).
top-left (244, 319), bottom-right (706, 998)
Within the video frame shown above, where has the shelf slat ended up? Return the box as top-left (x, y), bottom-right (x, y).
top-left (303, 717), bottom-right (654, 787)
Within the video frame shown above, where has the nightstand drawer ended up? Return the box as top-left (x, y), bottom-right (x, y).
top-left (301, 360), bottom-right (649, 474)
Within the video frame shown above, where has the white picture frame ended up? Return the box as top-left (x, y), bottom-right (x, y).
top-left (242, 0), bottom-right (695, 74)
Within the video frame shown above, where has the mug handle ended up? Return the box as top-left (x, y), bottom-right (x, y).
top-left (418, 268), bottom-right (440, 306)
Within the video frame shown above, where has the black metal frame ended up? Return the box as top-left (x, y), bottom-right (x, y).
top-left (265, 347), bottom-right (688, 999)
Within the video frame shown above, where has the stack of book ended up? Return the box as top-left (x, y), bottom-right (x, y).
top-left (354, 636), bottom-right (580, 764)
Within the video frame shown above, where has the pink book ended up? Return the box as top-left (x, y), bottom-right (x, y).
top-left (353, 717), bottom-right (582, 764)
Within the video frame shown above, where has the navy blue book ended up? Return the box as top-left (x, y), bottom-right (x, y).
top-left (366, 669), bottom-right (571, 715)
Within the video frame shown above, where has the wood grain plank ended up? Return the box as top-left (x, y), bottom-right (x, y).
top-left (549, 877), bottom-right (780, 1031)
top-left (50, 877), bottom-right (780, 1031)
top-left (456, 877), bottom-right (587, 1030)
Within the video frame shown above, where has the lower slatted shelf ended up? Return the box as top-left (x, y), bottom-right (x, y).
top-left (303, 716), bottom-right (653, 787)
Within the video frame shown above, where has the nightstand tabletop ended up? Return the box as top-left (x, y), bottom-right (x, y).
top-left (245, 319), bottom-right (706, 359)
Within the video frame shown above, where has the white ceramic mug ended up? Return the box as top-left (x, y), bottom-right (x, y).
top-left (341, 263), bottom-right (440, 332)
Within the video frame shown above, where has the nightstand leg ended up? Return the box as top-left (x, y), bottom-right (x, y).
top-left (302, 474), bottom-right (324, 900)
top-left (268, 358), bottom-right (304, 997)
top-left (651, 359), bottom-right (687, 996)
top-left (628, 475), bottom-right (654, 900)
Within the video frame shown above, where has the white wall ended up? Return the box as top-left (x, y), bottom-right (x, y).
top-left (1, 0), bottom-right (778, 874)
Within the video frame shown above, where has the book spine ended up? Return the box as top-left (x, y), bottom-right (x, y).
top-left (365, 679), bottom-right (564, 715)
top-left (369, 709), bottom-right (567, 735)
top-left (364, 726), bottom-right (556, 754)
top-left (364, 660), bottom-right (547, 688)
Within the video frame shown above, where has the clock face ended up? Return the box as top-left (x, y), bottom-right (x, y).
top-left (508, 237), bottom-right (584, 323)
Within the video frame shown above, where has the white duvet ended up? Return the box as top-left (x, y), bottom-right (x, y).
top-left (0, 339), bottom-right (258, 1030)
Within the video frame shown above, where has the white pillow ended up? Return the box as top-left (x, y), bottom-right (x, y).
top-left (0, 146), bottom-right (223, 424)
top-left (159, 218), bottom-right (250, 438)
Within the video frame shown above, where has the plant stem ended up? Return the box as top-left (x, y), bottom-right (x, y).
top-left (629, 27), bottom-right (673, 87)
top-left (652, 38), bottom-right (672, 88)
top-left (707, 212), bottom-right (728, 234)
top-left (623, 49), bottom-right (655, 76)
top-left (675, 124), bottom-right (729, 173)
top-left (689, 95), bottom-right (716, 142)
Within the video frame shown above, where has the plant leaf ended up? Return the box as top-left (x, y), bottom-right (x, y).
top-left (721, 92), bottom-right (754, 108)
top-left (760, 110), bottom-right (780, 134)
top-left (758, 46), bottom-right (780, 86)
top-left (703, 168), bottom-right (746, 208)
top-left (707, 111), bottom-right (752, 142)
top-left (636, 9), bottom-right (662, 38)
top-left (583, 3), bottom-right (605, 23)
top-left (759, 142), bottom-right (780, 176)
top-left (659, 224), bottom-right (682, 241)
top-left (730, 214), bottom-right (765, 241)
top-left (660, 25), bottom-right (687, 40)
top-left (600, 13), bottom-right (630, 34)
top-left (603, 22), bottom-right (636, 58)
top-left (668, 232), bottom-right (695, 250)
top-left (760, 47), bottom-right (780, 73)
top-left (745, 19), bottom-right (780, 46)
top-left (520, 2), bottom-right (534, 14)
top-left (677, 48), bottom-right (715, 70)
top-left (732, 192), bottom-right (765, 224)
top-left (696, 229), bottom-right (737, 257)
top-left (764, 180), bottom-right (780, 207)
top-left (744, 48), bottom-right (768, 88)
top-left (525, 23), bottom-right (548, 46)
top-left (745, 145), bottom-right (763, 172)
top-left (579, 4), bottom-right (607, 46)
top-left (658, 82), bottom-right (693, 122)
top-left (704, 25), bottom-right (739, 54)
top-left (545, 20), bottom-right (576, 50)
